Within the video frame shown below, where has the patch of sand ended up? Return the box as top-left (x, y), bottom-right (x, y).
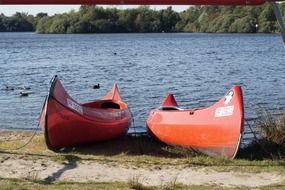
top-left (0, 155), bottom-right (284, 187)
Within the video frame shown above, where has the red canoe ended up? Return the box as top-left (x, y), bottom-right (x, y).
top-left (40, 76), bottom-right (132, 150)
top-left (147, 86), bottom-right (244, 159)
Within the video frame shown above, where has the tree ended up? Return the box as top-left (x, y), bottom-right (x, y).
top-left (0, 4), bottom-right (278, 34)
top-left (258, 4), bottom-right (278, 33)
top-left (160, 7), bottom-right (180, 32)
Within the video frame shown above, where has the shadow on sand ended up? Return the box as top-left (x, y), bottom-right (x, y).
top-left (43, 155), bottom-right (81, 183)
top-left (56, 134), bottom-right (197, 158)
top-left (56, 134), bottom-right (285, 161)
top-left (39, 135), bottom-right (197, 184)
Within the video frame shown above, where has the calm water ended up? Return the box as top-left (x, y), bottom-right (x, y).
top-left (0, 33), bottom-right (284, 136)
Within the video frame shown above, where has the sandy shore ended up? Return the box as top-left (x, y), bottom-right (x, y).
top-left (0, 131), bottom-right (284, 188)
top-left (0, 154), bottom-right (284, 187)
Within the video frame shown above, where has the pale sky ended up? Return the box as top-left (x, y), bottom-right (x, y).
top-left (0, 5), bottom-right (190, 16)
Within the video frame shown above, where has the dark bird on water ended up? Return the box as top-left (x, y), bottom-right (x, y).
top-left (93, 84), bottom-right (100, 89)
top-left (4, 85), bottom-right (14, 91)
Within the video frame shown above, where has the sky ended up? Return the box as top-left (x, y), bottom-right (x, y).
top-left (0, 5), bottom-right (190, 16)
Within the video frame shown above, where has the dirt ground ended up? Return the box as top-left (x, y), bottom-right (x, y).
top-left (0, 155), bottom-right (284, 187)
top-left (0, 131), bottom-right (284, 188)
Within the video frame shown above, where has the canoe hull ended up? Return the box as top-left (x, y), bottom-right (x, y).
top-left (40, 76), bottom-right (132, 150)
top-left (147, 86), bottom-right (244, 159)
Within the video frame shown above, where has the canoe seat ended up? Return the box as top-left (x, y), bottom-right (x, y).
top-left (159, 106), bottom-right (183, 111)
top-left (101, 102), bottom-right (120, 109)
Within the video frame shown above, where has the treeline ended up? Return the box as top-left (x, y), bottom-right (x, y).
top-left (0, 4), bottom-right (284, 33)
top-left (0, 12), bottom-right (47, 32)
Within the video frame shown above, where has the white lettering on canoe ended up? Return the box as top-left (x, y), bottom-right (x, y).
top-left (67, 98), bottom-right (83, 114)
top-left (215, 106), bottom-right (234, 117)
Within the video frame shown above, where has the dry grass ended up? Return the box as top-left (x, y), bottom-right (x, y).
top-left (2, 178), bottom-right (283, 190)
top-left (0, 178), bottom-right (129, 190)
top-left (1, 130), bottom-right (285, 189)
top-left (0, 130), bottom-right (285, 173)
top-left (237, 111), bottom-right (285, 160)
top-left (257, 112), bottom-right (285, 146)
top-left (127, 175), bottom-right (147, 190)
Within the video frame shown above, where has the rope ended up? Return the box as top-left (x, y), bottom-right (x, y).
top-left (245, 119), bottom-right (259, 142)
top-left (129, 108), bottom-right (137, 137)
top-left (245, 118), bottom-right (272, 156)
top-left (128, 107), bottom-right (148, 137)
top-left (0, 130), bottom-right (39, 151)
top-left (0, 118), bottom-right (40, 151)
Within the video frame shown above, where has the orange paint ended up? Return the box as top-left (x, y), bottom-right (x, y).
top-left (147, 86), bottom-right (244, 159)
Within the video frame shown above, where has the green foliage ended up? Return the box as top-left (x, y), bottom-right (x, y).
top-left (0, 4), bottom-right (284, 33)
top-left (160, 7), bottom-right (180, 32)
top-left (36, 17), bottom-right (53, 33)
top-left (229, 16), bottom-right (256, 33)
top-left (0, 12), bottom-right (34, 32)
top-left (258, 5), bottom-right (278, 32)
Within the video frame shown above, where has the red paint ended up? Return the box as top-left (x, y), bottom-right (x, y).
top-left (147, 86), bottom-right (244, 159)
top-left (161, 93), bottom-right (179, 107)
top-left (40, 76), bottom-right (132, 150)
top-left (0, 0), bottom-right (272, 5)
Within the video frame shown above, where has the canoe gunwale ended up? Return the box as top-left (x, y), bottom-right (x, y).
top-left (42, 75), bottom-right (58, 151)
top-left (49, 76), bottom-right (130, 121)
top-left (48, 95), bottom-right (130, 122)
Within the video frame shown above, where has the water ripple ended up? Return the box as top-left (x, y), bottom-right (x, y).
top-left (0, 33), bottom-right (284, 132)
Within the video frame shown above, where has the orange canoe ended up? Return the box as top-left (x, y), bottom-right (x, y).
top-left (40, 75), bottom-right (132, 150)
top-left (147, 86), bottom-right (244, 159)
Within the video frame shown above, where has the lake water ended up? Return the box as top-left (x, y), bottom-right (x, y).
top-left (0, 33), bottom-right (284, 141)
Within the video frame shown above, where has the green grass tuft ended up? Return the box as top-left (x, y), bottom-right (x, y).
top-left (127, 176), bottom-right (149, 190)
top-left (52, 154), bottom-right (81, 164)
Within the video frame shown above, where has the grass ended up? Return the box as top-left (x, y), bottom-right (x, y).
top-left (0, 123), bottom-right (285, 189)
top-left (51, 154), bottom-right (81, 164)
top-left (0, 131), bottom-right (285, 173)
top-left (235, 111), bottom-right (285, 161)
top-left (0, 113), bottom-right (285, 190)
top-left (127, 175), bottom-right (147, 190)
top-left (1, 178), bottom-right (284, 190)
top-left (256, 112), bottom-right (285, 147)
top-left (0, 178), bottom-right (128, 190)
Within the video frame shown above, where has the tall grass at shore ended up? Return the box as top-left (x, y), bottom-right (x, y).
top-left (238, 111), bottom-right (285, 160)
top-left (257, 112), bottom-right (285, 147)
